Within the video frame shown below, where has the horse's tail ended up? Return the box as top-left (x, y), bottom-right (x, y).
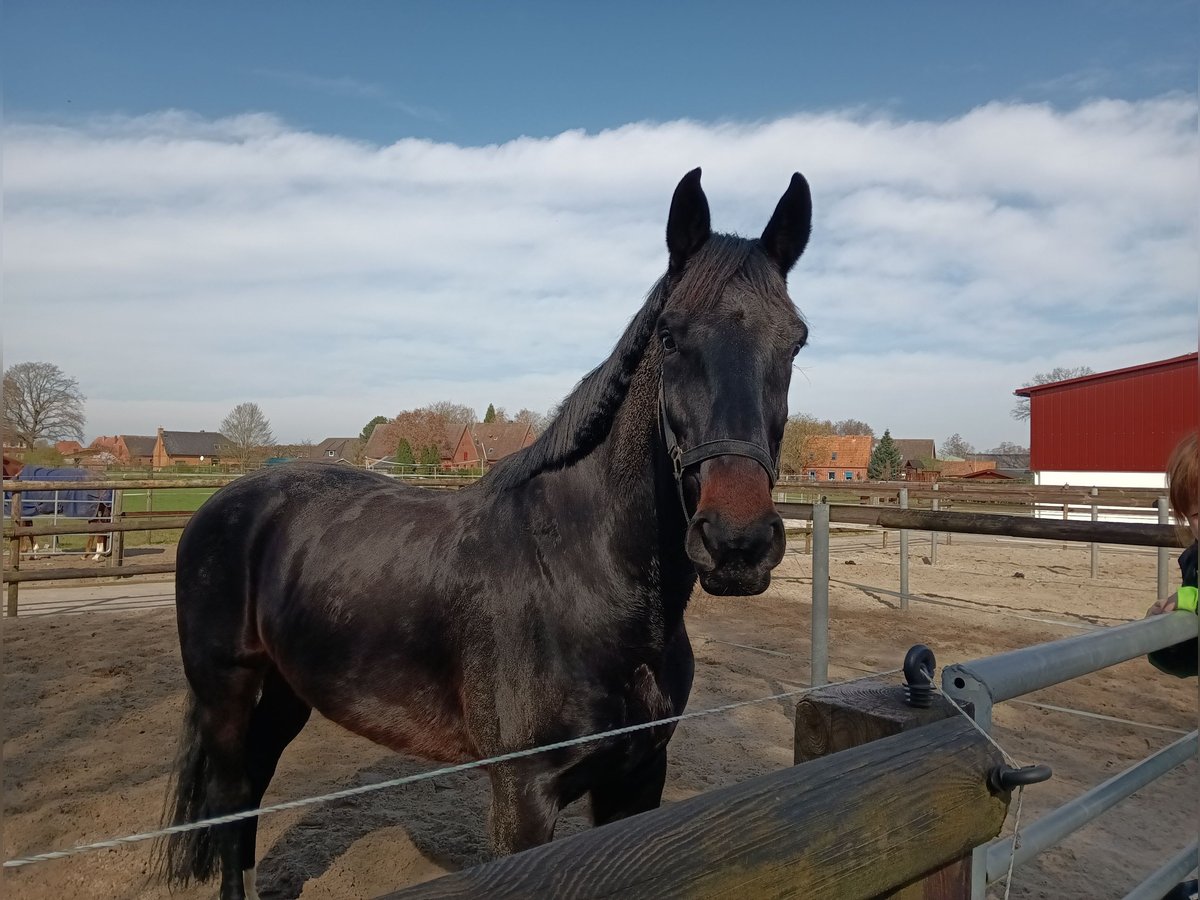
top-left (153, 689), bottom-right (219, 889)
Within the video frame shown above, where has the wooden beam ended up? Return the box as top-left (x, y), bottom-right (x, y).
top-left (5, 517), bottom-right (193, 538)
top-left (380, 716), bottom-right (1008, 900)
top-left (1, 563), bottom-right (176, 584)
top-left (795, 677), bottom-right (980, 898)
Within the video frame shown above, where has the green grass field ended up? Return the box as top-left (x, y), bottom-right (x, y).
top-left (118, 488), bottom-right (219, 515)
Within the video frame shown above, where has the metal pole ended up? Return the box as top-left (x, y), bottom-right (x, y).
top-left (1122, 840), bottom-right (1199, 900)
top-left (986, 731), bottom-right (1197, 881)
top-left (943, 612), bottom-right (1199, 730)
top-left (1090, 490), bottom-right (1099, 580)
top-left (930, 482), bottom-right (938, 565)
top-left (811, 500), bottom-right (829, 687)
top-left (1157, 497), bottom-right (1170, 602)
top-left (899, 488), bottom-right (909, 610)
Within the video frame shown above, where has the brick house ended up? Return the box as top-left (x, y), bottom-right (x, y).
top-left (802, 435), bottom-right (873, 482)
top-left (152, 428), bottom-right (229, 469)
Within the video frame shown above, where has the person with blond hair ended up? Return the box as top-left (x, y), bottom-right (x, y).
top-left (1146, 431), bottom-right (1198, 678)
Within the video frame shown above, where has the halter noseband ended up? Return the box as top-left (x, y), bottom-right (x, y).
top-left (658, 378), bottom-right (780, 516)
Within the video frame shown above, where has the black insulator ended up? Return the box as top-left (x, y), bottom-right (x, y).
top-left (903, 644), bottom-right (936, 708)
top-left (988, 764), bottom-right (1053, 793)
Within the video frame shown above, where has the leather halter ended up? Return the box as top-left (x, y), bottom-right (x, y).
top-left (658, 377), bottom-right (780, 516)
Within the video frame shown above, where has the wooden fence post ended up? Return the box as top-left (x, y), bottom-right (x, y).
top-left (6, 490), bottom-right (21, 616)
top-left (108, 489), bottom-right (125, 568)
top-left (795, 675), bottom-right (991, 898)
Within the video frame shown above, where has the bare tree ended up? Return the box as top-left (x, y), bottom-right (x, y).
top-left (422, 401), bottom-right (477, 424)
top-left (781, 414), bottom-right (835, 476)
top-left (939, 433), bottom-right (975, 459)
top-left (1011, 366), bottom-right (1093, 421)
top-left (833, 418), bottom-right (874, 437)
top-left (3, 361), bottom-right (86, 446)
top-left (220, 402), bottom-right (275, 468)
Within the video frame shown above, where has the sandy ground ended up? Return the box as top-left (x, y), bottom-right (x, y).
top-left (2, 533), bottom-right (1196, 899)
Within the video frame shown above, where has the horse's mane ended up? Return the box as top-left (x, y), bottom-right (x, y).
top-left (487, 235), bottom-right (764, 491)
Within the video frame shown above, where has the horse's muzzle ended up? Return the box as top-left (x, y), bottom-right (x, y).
top-left (684, 457), bottom-right (786, 596)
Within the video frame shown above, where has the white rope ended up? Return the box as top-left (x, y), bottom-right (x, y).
top-left (932, 683), bottom-right (1027, 898)
top-left (2, 667), bottom-right (900, 869)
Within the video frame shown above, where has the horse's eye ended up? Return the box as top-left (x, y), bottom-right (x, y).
top-left (661, 333), bottom-right (678, 353)
top-left (791, 343), bottom-right (802, 359)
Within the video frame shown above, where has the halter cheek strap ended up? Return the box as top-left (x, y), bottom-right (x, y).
top-left (658, 378), bottom-right (780, 515)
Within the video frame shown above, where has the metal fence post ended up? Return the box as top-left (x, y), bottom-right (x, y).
top-left (811, 499), bottom-right (829, 687)
top-left (1157, 497), bottom-right (1170, 601)
top-left (1090, 488), bottom-right (1099, 579)
top-left (899, 488), bottom-right (909, 609)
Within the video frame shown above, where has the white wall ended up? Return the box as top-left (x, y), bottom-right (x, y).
top-left (1033, 470), bottom-right (1168, 523)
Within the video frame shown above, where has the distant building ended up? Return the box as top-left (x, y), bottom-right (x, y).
top-left (152, 428), bottom-right (229, 469)
top-left (90, 435), bottom-right (157, 467)
top-left (1014, 352), bottom-right (1197, 489)
top-left (308, 437), bottom-right (362, 464)
top-left (802, 435), bottom-right (872, 482)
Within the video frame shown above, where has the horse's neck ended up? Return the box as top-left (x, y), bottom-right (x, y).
top-left (593, 354), bottom-right (695, 614)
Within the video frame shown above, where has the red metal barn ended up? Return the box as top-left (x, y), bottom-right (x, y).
top-left (1014, 352), bottom-right (1198, 488)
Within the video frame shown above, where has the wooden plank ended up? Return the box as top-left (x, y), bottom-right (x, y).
top-left (2, 563), bottom-right (176, 583)
top-left (380, 716), bottom-right (1008, 900)
top-left (5, 516), bottom-right (193, 538)
top-left (2, 477), bottom-right (236, 491)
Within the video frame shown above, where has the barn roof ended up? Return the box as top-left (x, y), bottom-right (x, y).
top-left (122, 435), bottom-right (157, 457)
top-left (162, 431), bottom-right (228, 457)
top-left (893, 439), bottom-right (935, 463)
top-left (1014, 353), bottom-right (1197, 396)
top-left (471, 422), bottom-right (534, 463)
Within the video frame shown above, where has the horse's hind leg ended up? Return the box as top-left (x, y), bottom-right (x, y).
top-left (187, 665), bottom-right (259, 900)
top-left (239, 669), bottom-right (311, 898)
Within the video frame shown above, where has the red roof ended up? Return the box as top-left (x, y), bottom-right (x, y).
top-left (1015, 353), bottom-right (1197, 396)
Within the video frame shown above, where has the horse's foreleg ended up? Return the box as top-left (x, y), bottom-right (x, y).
top-left (486, 763), bottom-right (559, 856)
top-left (589, 746), bottom-right (668, 826)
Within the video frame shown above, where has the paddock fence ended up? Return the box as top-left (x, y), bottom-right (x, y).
top-left (796, 498), bottom-right (1198, 898)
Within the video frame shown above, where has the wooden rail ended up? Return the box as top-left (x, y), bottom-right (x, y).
top-left (381, 715), bottom-right (1007, 899)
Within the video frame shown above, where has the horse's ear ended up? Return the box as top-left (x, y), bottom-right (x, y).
top-left (760, 172), bottom-right (812, 277)
top-left (666, 167), bottom-right (711, 274)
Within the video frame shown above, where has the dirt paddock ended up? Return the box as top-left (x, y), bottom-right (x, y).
top-left (3, 534), bottom-right (1196, 899)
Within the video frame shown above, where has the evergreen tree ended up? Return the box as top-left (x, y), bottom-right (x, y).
top-left (393, 438), bottom-right (415, 467)
top-left (419, 444), bottom-right (441, 467)
top-left (483, 403), bottom-right (497, 424)
top-left (360, 415), bottom-right (388, 442)
top-left (867, 429), bottom-right (903, 481)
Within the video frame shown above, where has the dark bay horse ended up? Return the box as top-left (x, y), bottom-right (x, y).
top-left (159, 168), bottom-right (812, 900)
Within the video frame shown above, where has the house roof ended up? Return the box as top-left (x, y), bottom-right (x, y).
top-left (55, 440), bottom-right (83, 454)
top-left (1014, 353), bottom-right (1197, 396)
top-left (805, 435), bottom-right (873, 470)
top-left (938, 459), bottom-right (997, 478)
top-left (122, 435), bottom-right (157, 457)
top-left (161, 431), bottom-right (229, 457)
top-left (893, 439), bottom-right (935, 464)
top-left (309, 439), bottom-right (360, 460)
top-left (471, 422), bottom-right (534, 463)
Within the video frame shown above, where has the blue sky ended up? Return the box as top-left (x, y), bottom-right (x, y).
top-left (7, 2), bottom-right (1196, 145)
top-left (3, 2), bottom-right (1197, 449)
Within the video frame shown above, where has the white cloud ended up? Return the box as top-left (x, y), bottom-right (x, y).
top-left (3, 97), bottom-right (1196, 448)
